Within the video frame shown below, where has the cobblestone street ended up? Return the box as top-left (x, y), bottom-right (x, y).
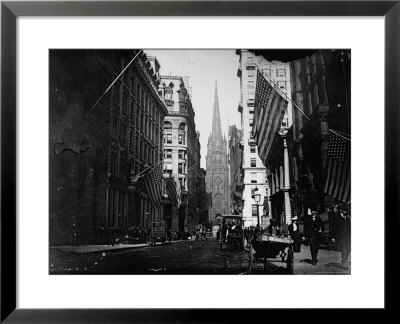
top-left (50, 238), bottom-right (350, 275)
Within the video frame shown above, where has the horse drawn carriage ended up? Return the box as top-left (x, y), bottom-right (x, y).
top-left (218, 215), bottom-right (244, 250)
top-left (149, 221), bottom-right (170, 246)
top-left (195, 225), bottom-right (207, 241)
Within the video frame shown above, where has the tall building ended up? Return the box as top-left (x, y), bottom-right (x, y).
top-left (288, 50), bottom-right (351, 222)
top-left (228, 125), bottom-right (244, 215)
top-left (206, 82), bottom-right (230, 224)
top-left (236, 49), bottom-right (292, 228)
top-left (158, 75), bottom-right (203, 234)
top-left (49, 50), bottom-right (168, 245)
top-left (247, 49), bottom-right (351, 234)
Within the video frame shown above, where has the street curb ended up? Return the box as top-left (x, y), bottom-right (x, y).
top-left (51, 240), bottom-right (186, 254)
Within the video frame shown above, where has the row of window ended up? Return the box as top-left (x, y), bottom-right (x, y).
top-left (164, 149), bottom-right (187, 159)
top-left (113, 78), bottom-right (162, 127)
top-left (164, 121), bottom-right (186, 131)
top-left (136, 107), bottom-right (162, 142)
top-left (163, 132), bottom-right (186, 145)
top-left (245, 56), bottom-right (286, 78)
top-left (247, 80), bottom-right (286, 90)
top-left (112, 115), bottom-right (162, 157)
top-left (163, 162), bottom-right (187, 174)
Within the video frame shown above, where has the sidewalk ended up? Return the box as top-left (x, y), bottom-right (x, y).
top-left (293, 246), bottom-right (351, 274)
top-left (245, 243), bottom-right (351, 275)
top-left (51, 240), bottom-right (185, 254)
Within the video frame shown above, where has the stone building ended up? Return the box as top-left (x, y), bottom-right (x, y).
top-left (236, 49), bottom-right (292, 228)
top-left (243, 49), bottom-right (351, 233)
top-left (206, 82), bottom-right (230, 224)
top-left (158, 75), bottom-right (203, 234)
top-left (288, 50), bottom-right (351, 222)
top-left (228, 125), bottom-right (244, 215)
top-left (49, 50), bottom-right (168, 245)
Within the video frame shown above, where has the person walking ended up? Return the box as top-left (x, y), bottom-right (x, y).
top-left (331, 204), bottom-right (351, 265)
top-left (304, 210), bottom-right (324, 265)
top-left (288, 216), bottom-right (301, 252)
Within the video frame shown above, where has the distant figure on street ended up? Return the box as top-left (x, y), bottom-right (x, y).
top-left (267, 220), bottom-right (281, 236)
top-left (331, 204), bottom-right (351, 265)
top-left (304, 210), bottom-right (324, 265)
top-left (288, 216), bottom-right (301, 252)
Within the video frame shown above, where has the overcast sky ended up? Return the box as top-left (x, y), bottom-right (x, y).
top-left (145, 49), bottom-right (241, 169)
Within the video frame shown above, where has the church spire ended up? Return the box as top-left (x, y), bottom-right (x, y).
top-left (212, 81), bottom-right (222, 139)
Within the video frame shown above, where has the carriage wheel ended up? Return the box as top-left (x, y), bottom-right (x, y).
top-left (248, 243), bottom-right (253, 274)
top-left (287, 245), bottom-right (294, 274)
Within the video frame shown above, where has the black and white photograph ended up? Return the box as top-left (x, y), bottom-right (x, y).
top-left (49, 49), bottom-right (351, 275)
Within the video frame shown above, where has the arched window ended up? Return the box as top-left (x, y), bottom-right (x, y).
top-left (178, 123), bottom-right (186, 131)
top-left (164, 121), bottom-right (172, 130)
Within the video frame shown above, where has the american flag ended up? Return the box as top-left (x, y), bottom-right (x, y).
top-left (253, 69), bottom-right (288, 162)
top-left (142, 162), bottom-right (163, 209)
top-left (166, 178), bottom-right (179, 208)
top-left (176, 177), bottom-right (182, 208)
top-left (324, 132), bottom-right (351, 203)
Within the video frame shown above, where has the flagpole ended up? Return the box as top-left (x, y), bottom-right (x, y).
top-left (257, 66), bottom-right (310, 121)
top-left (85, 49), bottom-right (143, 118)
top-left (134, 159), bottom-right (163, 179)
top-left (329, 129), bottom-right (351, 141)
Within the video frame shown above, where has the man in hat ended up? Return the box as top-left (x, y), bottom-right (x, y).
top-left (304, 210), bottom-right (324, 265)
top-left (331, 204), bottom-right (351, 265)
top-left (288, 216), bottom-right (301, 252)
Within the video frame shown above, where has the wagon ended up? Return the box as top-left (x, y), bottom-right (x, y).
top-left (218, 215), bottom-right (244, 250)
top-left (248, 233), bottom-right (294, 274)
top-left (149, 221), bottom-right (170, 246)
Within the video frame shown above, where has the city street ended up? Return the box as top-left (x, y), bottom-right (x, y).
top-left (50, 238), bottom-right (350, 275)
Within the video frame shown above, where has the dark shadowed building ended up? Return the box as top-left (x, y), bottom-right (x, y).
top-left (49, 50), bottom-right (168, 245)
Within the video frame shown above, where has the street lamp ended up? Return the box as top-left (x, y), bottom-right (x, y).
top-left (252, 187), bottom-right (262, 228)
top-left (145, 211), bottom-right (150, 244)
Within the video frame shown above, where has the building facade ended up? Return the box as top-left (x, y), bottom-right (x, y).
top-left (228, 125), bottom-right (244, 215)
top-left (206, 82), bottom-right (230, 224)
top-left (236, 49), bottom-right (293, 228)
top-left (49, 50), bottom-right (168, 245)
top-left (158, 75), bottom-right (203, 234)
top-left (245, 49), bottom-right (351, 234)
top-left (288, 50), bottom-right (351, 224)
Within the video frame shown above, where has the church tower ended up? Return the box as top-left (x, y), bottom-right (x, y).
top-left (206, 82), bottom-right (230, 224)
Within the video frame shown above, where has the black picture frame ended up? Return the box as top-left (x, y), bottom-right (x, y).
top-left (1, 0), bottom-right (398, 322)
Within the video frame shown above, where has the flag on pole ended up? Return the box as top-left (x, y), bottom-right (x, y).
top-left (176, 179), bottom-right (182, 208)
top-left (323, 131), bottom-right (351, 203)
top-left (142, 162), bottom-right (163, 209)
top-left (253, 69), bottom-right (288, 162)
top-left (166, 178), bottom-right (179, 208)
